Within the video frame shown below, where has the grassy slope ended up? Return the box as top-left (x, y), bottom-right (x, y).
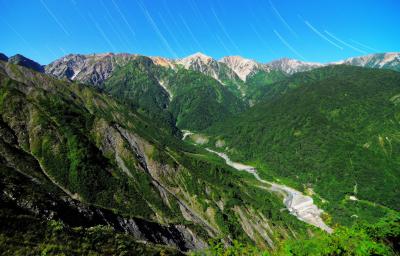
top-left (207, 65), bottom-right (400, 225)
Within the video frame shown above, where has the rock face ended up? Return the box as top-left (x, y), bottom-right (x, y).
top-left (177, 52), bottom-right (216, 74)
top-left (266, 58), bottom-right (323, 75)
top-left (220, 56), bottom-right (268, 81)
top-left (8, 54), bottom-right (44, 72)
top-left (176, 52), bottom-right (239, 82)
top-left (336, 52), bottom-right (400, 72)
top-left (150, 56), bottom-right (176, 69)
top-left (45, 53), bottom-right (139, 86)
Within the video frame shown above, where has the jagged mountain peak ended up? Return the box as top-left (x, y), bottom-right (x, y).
top-left (268, 57), bottom-right (321, 66)
top-left (220, 56), bottom-right (264, 81)
top-left (178, 52), bottom-right (214, 64)
top-left (189, 51), bottom-right (213, 59)
top-left (45, 53), bottom-right (141, 85)
top-left (335, 52), bottom-right (400, 71)
top-left (266, 58), bottom-right (323, 74)
top-left (43, 51), bottom-right (400, 90)
top-left (176, 52), bottom-right (230, 82)
top-left (150, 56), bottom-right (176, 69)
top-left (339, 52), bottom-right (399, 63)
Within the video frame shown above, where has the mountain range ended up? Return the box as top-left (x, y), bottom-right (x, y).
top-left (3, 51), bottom-right (399, 104)
top-left (43, 52), bottom-right (400, 81)
top-left (0, 51), bottom-right (399, 255)
top-left (5, 51), bottom-right (397, 130)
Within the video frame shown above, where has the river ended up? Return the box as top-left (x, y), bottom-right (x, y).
top-left (206, 148), bottom-right (333, 233)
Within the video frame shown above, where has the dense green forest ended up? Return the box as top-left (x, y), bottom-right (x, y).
top-left (0, 57), bottom-right (399, 255)
top-left (0, 61), bottom-right (310, 254)
top-left (244, 70), bottom-right (288, 103)
top-left (104, 57), bottom-right (179, 136)
top-left (207, 65), bottom-right (400, 226)
top-left (196, 212), bottom-right (400, 255)
top-left (167, 68), bottom-right (246, 130)
top-left (103, 57), bottom-right (247, 132)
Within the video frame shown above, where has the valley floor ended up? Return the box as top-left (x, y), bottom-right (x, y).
top-left (205, 148), bottom-right (333, 233)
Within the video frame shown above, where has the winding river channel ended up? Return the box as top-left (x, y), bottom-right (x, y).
top-left (205, 148), bottom-right (333, 233)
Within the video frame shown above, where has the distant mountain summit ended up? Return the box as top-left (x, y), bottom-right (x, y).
top-left (7, 54), bottom-right (44, 72)
top-left (45, 53), bottom-right (139, 86)
top-left (266, 58), bottom-right (323, 75)
top-left (220, 56), bottom-right (267, 81)
top-left (176, 52), bottom-right (240, 83)
top-left (41, 51), bottom-right (400, 109)
top-left (43, 52), bottom-right (400, 86)
top-left (337, 52), bottom-right (400, 72)
top-left (0, 53), bottom-right (8, 62)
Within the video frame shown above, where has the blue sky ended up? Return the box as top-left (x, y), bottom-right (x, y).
top-left (1, 0), bottom-right (399, 64)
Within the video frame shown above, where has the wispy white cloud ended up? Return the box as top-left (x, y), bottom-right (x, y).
top-left (273, 29), bottom-right (306, 60)
top-left (162, 0), bottom-right (187, 45)
top-left (3, 20), bottom-right (32, 49)
top-left (188, 0), bottom-right (209, 29)
top-left (59, 47), bottom-right (67, 56)
top-left (350, 39), bottom-right (379, 52)
top-left (211, 7), bottom-right (241, 54)
top-left (137, 0), bottom-right (178, 58)
top-left (111, 0), bottom-right (136, 38)
top-left (304, 21), bottom-right (343, 50)
top-left (100, 0), bottom-right (131, 50)
top-left (269, 0), bottom-right (298, 38)
top-left (40, 0), bottom-right (70, 36)
top-left (45, 44), bottom-right (58, 59)
top-left (250, 24), bottom-right (277, 57)
top-left (214, 34), bottom-right (232, 56)
top-left (88, 13), bottom-right (117, 52)
top-left (158, 12), bottom-right (186, 55)
top-left (1, 18), bottom-right (42, 59)
top-left (69, 0), bottom-right (89, 24)
top-left (179, 15), bottom-right (205, 53)
top-left (324, 31), bottom-right (366, 54)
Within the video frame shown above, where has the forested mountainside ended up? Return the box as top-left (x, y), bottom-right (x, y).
top-left (42, 52), bottom-right (400, 132)
top-left (206, 65), bottom-right (400, 226)
top-left (103, 57), bottom-right (246, 131)
top-left (0, 52), bottom-right (399, 255)
top-left (45, 53), bottom-right (247, 132)
top-left (0, 61), bottom-right (317, 254)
